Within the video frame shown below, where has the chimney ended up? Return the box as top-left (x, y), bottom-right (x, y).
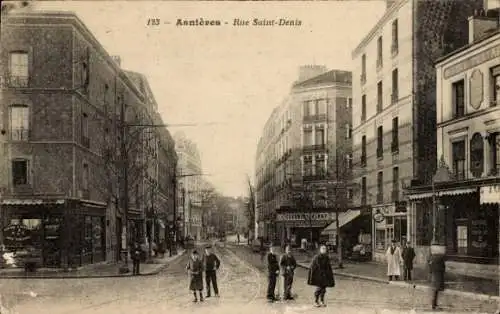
top-left (297, 65), bottom-right (328, 82)
top-left (111, 55), bottom-right (121, 67)
top-left (468, 10), bottom-right (499, 44)
top-left (386, 0), bottom-right (397, 10)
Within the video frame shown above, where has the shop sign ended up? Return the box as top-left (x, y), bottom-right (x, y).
top-left (3, 224), bottom-right (31, 243)
top-left (276, 212), bottom-right (335, 222)
top-left (443, 44), bottom-right (500, 79)
top-left (373, 210), bottom-right (385, 223)
top-left (480, 185), bottom-right (500, 204)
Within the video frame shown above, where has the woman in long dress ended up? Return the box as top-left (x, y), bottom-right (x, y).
top-left (186, 250), bottom-right (204, 302)
top-left (385, 239), bottom-right (402, 281)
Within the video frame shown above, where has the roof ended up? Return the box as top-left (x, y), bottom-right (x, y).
top-left (292, 70), bottom-right (352, 88)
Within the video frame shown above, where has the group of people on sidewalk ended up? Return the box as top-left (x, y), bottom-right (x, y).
top-left (386, 239), bottom-right (447, 310)
top-left (185, 245), bottom-right (221, 302)
top-left (265, 244), bottom-right (335, 307)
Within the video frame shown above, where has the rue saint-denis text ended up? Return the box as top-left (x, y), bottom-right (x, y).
top-left (175, 18), bottom-right (302, 26)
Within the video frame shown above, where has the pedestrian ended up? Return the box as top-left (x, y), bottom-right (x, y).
top-left (280, 244), bottom-right (297, 300)
top-left (237, 233), bottom-right (240, 244)
top-left (204, 246), bottom-right (221, 298)
top-left (131, 242), bottom-right (142, 275)
top-left (260, 238), bottom-right (266, 262)
top-left (385, 239), bottom-right (402, 281)
top-left (402, 240), bottom-right (416, 281)
top-left (186, 250), bottom-right (204, 302)
top-left (307, 244), bottom-right (335, 307)
top-left (429, 244), bottom-right (446, 310)
top-left (266, 245), bottom-right (280, 302)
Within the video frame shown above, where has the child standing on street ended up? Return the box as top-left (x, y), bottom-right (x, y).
top-left (186, 250), bottom-right (204, 302)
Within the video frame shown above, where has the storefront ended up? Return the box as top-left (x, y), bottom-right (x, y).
top-left (407, 182), bottom-right (499, 267)
top-left (276, 211), bottom-right (335, 247)
top-left (371, 202), bottom-right (408, 262)
top-left (0, 198), bottom-right (106, 268)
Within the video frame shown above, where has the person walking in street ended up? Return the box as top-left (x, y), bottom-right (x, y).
top-left (204, 246), bottom-right (221, 298)
top-left (260, 238), bottom-right (266, 263)
top-left (279, 244), bottom-right (297, 301)
top-left (429, 244), bottom-right (446, 310)
top-left (266, 245), bottom-right (280, 302)
top-left (186, 250), bottom-right (204, 302)
top-left (386, 239), bottom-right (402, 281)
top-left (307, 244), bottom-right (335, 307)
top-left (402, 240), bottom-right (416, 281)
top-left (237, 233), bottom-right (240, 244)
top-left (131, 242), bottom-right (142, 275)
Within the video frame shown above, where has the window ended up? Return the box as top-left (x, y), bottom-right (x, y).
top-left (303, 156), bottom-right (313, 176)
top-left (303, 101), bottom-right (311, 117)
top-left (391, 117), bottom-right (399, 153)
top-left (361, 177), bottom-right (367, 205)
top-left (453, 80), bottom-right (465, 118)
top-left (315, 128), bottom-right (324, 146)
top-left (347, 188), bottom-right (353, 201)
top-left (375, 229), bottom-right (386, 251)
top-left (315, 155), bottom-right (325, 176)
top-left (9, 51), bottom-right (28, 87)
top-left (361, 95), bottom-right (367, 122)
top-left (12, 159), bottom-right (29, 186)
top-left (391, 19), bottom-right (398, 54)
top-left (491, 66), bottom-right (500, 106)
top-left (392, 167), bottom-right (399, 202)
top-left (361, 54), bottom-right (366, 83)
top-left (317, 99), bottom-right (327, 115)
top-left (345, 123), bottom-right (352, 139)
top-left (452, 140), bottom-right (466, 180)
top-left (377, 171), bottom-right (383, 204)
top-left (135, 184), bottom-right (140, 209)
top-left (377, 126), bottom-right (383, 158)
top-left (457, 225), bottom-right (468, 255)
top-left (392, 69), bottom-right (398, 103)
top-left (9, 105), bottom-right (29, 141)
top-left (346, 153), bottom-right (353, 169)
top-left (488, 132), bottom-right (500, 175)
top-left (82, 112), bottom-right (89, 147)
top-left (82, 163), bottom-right (89, 191)
top-left (361, 135), bottom-right (367, 166)
top-left (347, 98), bottom-right (353, 109)
top-left (377, 36), bottom-right (383, 68)
top-left (377, 81), bottom-right (383, 113)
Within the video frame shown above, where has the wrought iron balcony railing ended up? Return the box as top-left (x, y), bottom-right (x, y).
top-left (1, 75), bottom-right (29, 88)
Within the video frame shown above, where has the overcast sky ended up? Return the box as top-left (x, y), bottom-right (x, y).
top-left (32, 0), bottom-right (386, 197)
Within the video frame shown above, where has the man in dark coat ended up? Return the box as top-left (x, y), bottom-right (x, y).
top-left (280, 244), bottom-right (297, 300)
top-left (204, 246), bottom-right (221, 298)
top-left (131, 242), bottom-right (142, 275)
top-left (307, 244), bottom-right (335, 307)
top-left (428, 244), bottom-right (446, 310)
top-left (266, 245), bottom-right (280, 302)
top-left (402, 240), bottom-right (416, 281)
top-left (186, 250), bottom-right (204, 302)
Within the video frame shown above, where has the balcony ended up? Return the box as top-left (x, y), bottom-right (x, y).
top-left (0, 75), bottom-right (29, 88)
top-left (10, 128), bottom-right (30, 141)
top-left (303, 174), bottom-right (327, 182)
top-left (391, 189), bottom-right (400, 202)
top-left (360, 73), bottom-right (366, 85)
top-left (303, 114), bottom-right (327, 123)
top-left (302, 144), bottom-right (326, 153)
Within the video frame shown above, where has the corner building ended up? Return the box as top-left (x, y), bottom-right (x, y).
top-left (407, 8), bottom-right (499, 277)
top-left (351, 0), bottom-right (484, 263)
top-left (0, 11), bottom-right (176, 267)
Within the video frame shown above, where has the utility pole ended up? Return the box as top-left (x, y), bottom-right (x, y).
top-left (334, 150), bottom-right (343, 268)
top-left (119, 98), bottom-right (130, 273)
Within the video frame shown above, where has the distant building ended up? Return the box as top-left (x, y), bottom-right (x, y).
top-left (255, 66), bottom-right (353, 246)
top-left (406, 8), bottom-right (499, 276)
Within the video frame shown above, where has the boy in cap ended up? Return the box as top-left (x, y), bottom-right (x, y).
top-left (204, 245), bottom-right (221, 298)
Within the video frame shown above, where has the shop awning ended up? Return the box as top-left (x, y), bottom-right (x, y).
top-left (0, 199), bottom-right (65, 205)
top-left (407, 187), bottom-right (476, 200)
top-left (480, 185), bottom-right (500, 204)
top-left (321, 209), bottom-right (361, 235)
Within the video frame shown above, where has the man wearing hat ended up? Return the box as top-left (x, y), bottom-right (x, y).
top-left (402, 239), bottom-right (416, 281)
top-left (385, 239), bottom-right (402, 281)
top-left (204, 245), bottom-right (221, 298)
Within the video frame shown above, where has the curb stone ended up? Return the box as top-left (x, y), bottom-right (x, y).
top-left (0, 250), bottom-right (187, 279)
top-left (296, 262), bottom-right (499, 302)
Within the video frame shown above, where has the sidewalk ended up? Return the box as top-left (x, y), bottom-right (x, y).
top-left (292, 249), bottom-right (499, 301)
top-left (0, 249), bottom-right (186, 279)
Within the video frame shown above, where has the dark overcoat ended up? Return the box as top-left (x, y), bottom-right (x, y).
top-left (429, 254), bottom-right (445, 291)
top-left (186, 258), bottom-right (204, 291)
top-left (402, 246), bottom-right (416, 269)
top-left (307, 253), bottom-right (335, 288)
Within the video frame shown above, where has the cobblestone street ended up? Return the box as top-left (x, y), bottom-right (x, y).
top-left (0, 244), bottom-right (497, 314)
